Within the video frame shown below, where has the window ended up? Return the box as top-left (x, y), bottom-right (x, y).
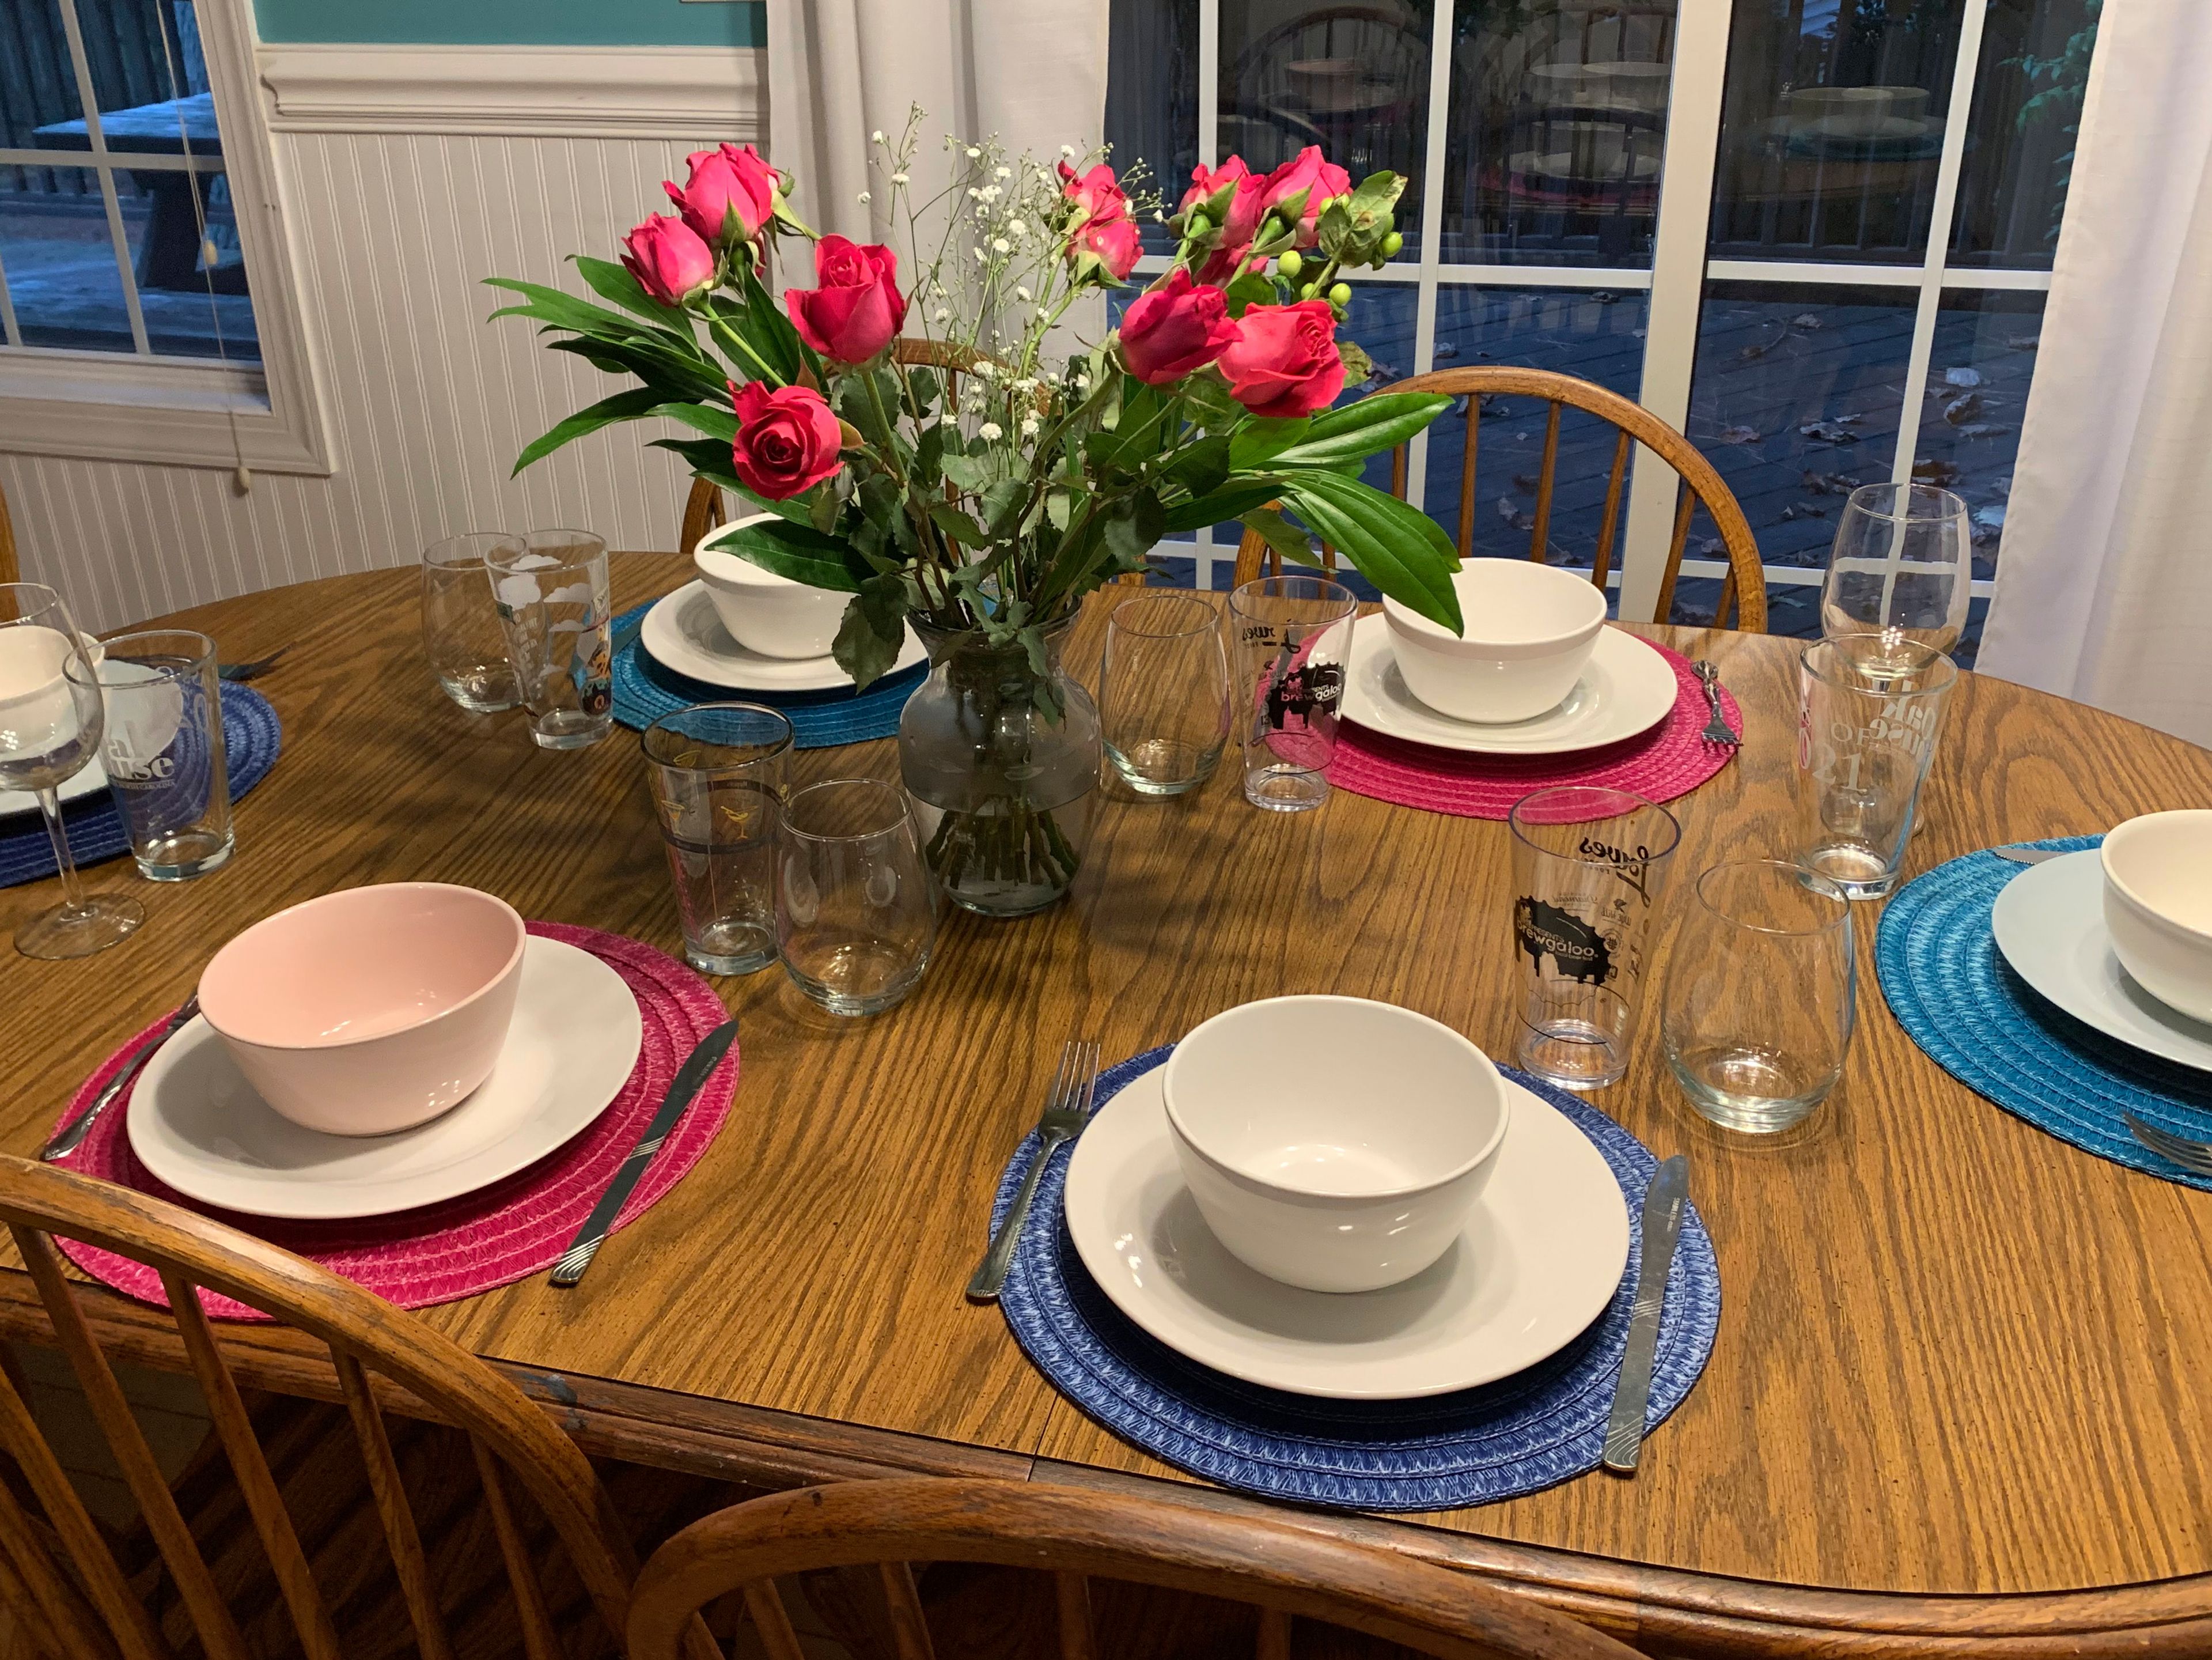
top-left (0, 0), bottom-right (326, 472)
top-left (1106, 0), bottom-right (2096, 660)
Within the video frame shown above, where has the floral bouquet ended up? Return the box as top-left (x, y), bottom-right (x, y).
top-left (490, 114), bottom-right (1459, 912)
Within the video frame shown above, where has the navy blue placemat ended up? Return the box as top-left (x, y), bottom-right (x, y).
top-left (0, 685), bottom-right (281, 889)
top-left (994, 1046), bottom-right (1721, 1513)
top-left (609, 602), bottom-right (924, 748)
top-left (1877, 834), bottom-right (2212, 1189)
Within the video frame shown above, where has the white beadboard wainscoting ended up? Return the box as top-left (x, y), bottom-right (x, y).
top-left (0, 44), bottom-right (765, 632)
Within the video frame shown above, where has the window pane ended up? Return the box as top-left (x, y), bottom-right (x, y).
top-left (2, 0), bottom-right (88, 203)
top-left (1439, 2), bottom-right (1677, 268)
top-left (0, 162), bottom-right (135, 350)
top-left (1421, 285), bottom-right (1650, 567)
top-left (84, 0), bottom-right (206, 120)
top-left (1687, 280), bottom-right (1921, 635)
top-left (1710, 0), bottom-right (1968, 264)
top-left (130, 167), bottom-right (257, 360)
top-left (1948, 0), bottom-right (2097, 268)
top-left (1219, 0), bottom-right (1432, 264)
top-left (1913, 289), bottom-right (2040, 591)
top-left (1105, 0), bottom-right (1199, 256)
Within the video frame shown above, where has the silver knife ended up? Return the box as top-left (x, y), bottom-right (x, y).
top-left (1603, 1154), bottom-right (1688, 1476)
top-left (549, 1018), bottom-right (737, 1288)
top-left (1991, 844), bottom-right (2061, 865)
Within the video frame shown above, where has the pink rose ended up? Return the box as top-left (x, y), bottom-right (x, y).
top-left (1260, 146), bottom-right (1352, 250)
top-left (1119, 269), bottom-right (1240, 385)
top-left (618, 213), bottom-right (715, 307)
top-left (1218, 300), bottom-right (1346, 418)
top-left (729, 380), bottom-right (843, 501)
top-left (1059, 160), bottom-right (1129, 227)
top-left (665, 142), bottom-right (779, 251)
top-left (784, 236), bottom-right (907, 364)
top-left (1179, 156), bottom-right (1268, 283)
top-left (1074, 211), bottom-right (1142, 281)
top-left (1059, 160), bottom-right (1141, 282)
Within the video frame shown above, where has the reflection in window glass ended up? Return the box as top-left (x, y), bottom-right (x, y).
top-left (0, 162), bottom-right (133, 350)
top-left (1105, 0), bottom-right (1199, 256)
top-left (1687, 280), bottom-right (1919, 634)
top-left (1914, 289), bottom-right (2040, 593)
top-left (1710, 0), bottom-right (1967, 263)
top-left (1219, 0), bottom-right (1433, 263)
top-left (134, 170), bottom-right (257, 360)
top-left (1440, 1), bottom-right (1677, 268)
top-left (1949, 0), bottom-right (2096, 268)
top-left (83, 0), bottom-right (202, 116)
top-left (0, 0), bottom-right (85, 184)
top-left (1422, 286), bottom-right (1650, 567)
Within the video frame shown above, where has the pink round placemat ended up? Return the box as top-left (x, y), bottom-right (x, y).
top-left (1328, 640), bottom-right (1742, 820)
top-left (48, 922), bottom-right (738, 1320)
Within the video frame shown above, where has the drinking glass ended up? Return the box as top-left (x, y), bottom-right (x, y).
top-left (0, 584), bottom-right (142, 958)
top-left (423, 532), bottom-right (524, 713)
top-left (1819, 482), bottom-right (1972, 662)
top-left (96, 630), bottom-right (233, 881)
top-left (1796, 634), bottom-right (1959, 899)
top-left (1662, 860), bottom-right (1857, 1134)
top-left (1228, 576), bottom-right (1358, 812)
top-left (1099, 591), bottom-right (1232, 797)
top-left (1508, 785), bottom-right (1680, 1091)
top-left (643, 703), bottom-right (793, 977)
top-left (486, 530), bottom-right (613, 750)
top-left (777, 778), bottom-right (935, 1016)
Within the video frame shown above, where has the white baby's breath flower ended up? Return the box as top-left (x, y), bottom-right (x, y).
top-left (872, 129), bottom-right (885, 143)
top-left (993, 237), bottom-right (1012, 254)
top-left (1014, 286), bottom-right (1033, 303)
top-left (967, 187), bottom-right (980, 199)
top-left (1007, 220), bottom-right (1027, 237)
top-left (1036, 305), bottom-right (1052, 320)
top-left (933, 307), bottom-right (951, 322)
top-left (891, 172), bottom-right (910, 185)
top-left (976, 360), bottom-right (998, 378)
top-left (995, 165), bottom-right (1012, 180)
top-left (979, 421), bottom-right (1003, 441)
top-left (1060, 143), bottom-right (1077, 157)
top-left (1154, 209), bottom-right (1167, 223)
top-left (966, 146), bottom-right (983, 159)
top-left (972, 245), bottom-right (988, 261)
top-left (857, 190), bottom-right (872, 204)
top-left (1074, 374), bottom-right (1092, 391)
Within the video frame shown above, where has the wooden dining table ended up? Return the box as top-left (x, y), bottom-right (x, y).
top-left (3, 553), bottom-right (2210, 1658)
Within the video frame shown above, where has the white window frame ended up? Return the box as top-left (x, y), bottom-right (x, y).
top-left (1147, 0), bottom-right (2043, 610)
top-left (0, 0), bottom-right (329, 474)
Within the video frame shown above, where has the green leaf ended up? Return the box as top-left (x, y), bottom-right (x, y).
top-left (906, 366), bottom-right (941, 418)
top-left (718, 514), bottom-right (873, 593)
top-left (1166, 433), bottom-right (1232, 499)
top-left (929, 501), bottom-right (988, 547)
top-left (1271, 394), bottom-right (1449, 470)
top-left (1160, 481), bottom-right (1283, 534)
top-left (832, 572), bottom-right (911, 691)
top-left (941, 454), bottom-right (995, 494)
top-left (571, 255), bottom-right (694, 332)
top-left (649, 401), bottom-right (739, 443)
top-left (1101, 487), bottom-right (1166, 572)
top-left (1316, 199), bottom-right (1359, 263)
top-left (1335, 338), bottom-right (1374, 389)
top-left (1278, 471), bottom-right (1461, 630)
top-left (1350, 169), bottom-right (1408, 215)
top-left (541, 333), bottom-right (725, 403)
top-left (1224, 271), bottom-right (1278, 317)
top-left (734, 264), bottom-right (811, 383)
top-left (1227, 417), bottom-right (1311, 473)
top-left (511, 385), bottom-right (669, 475)
top-left (915, 421), bottom-right (947, 487)
top-left (982, 478), bottom-right (1028, 539)
top-left (484, 277), bottom-right (662, 343)
top-left (1240, 507), bottom-right (1317, 568)
top-left (646, 440), bottom-right (812, 527)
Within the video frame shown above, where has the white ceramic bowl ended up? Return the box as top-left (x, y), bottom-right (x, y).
top-left (1382, 560), bottom-right (1608, 724)
top-left (197, 883), bottom-right (527, 1136)
top-left (1162, 996), bottom-right (1511, 1293)
top-left (2102, 812), bottom-right (2212, 1022)
top-left (693, 515), bottom-right (849, 660)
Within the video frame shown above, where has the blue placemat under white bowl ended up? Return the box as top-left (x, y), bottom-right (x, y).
top-left (1878, 834), bottom-right (2212, 1189)
top-left (0, 685), bottom-right (281, 890)
top-left (609, 602), bottom-right (924, 748)
top-left (993, 1046), bottom-right (1721, 1513)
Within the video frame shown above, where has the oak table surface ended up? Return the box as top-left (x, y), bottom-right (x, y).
top-left (3, 556), bottom-right (2210, 1655)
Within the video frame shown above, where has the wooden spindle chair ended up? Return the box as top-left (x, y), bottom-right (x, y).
top-left (1230, 368), bottom-right (1767, 632)
top-left (0, 1152), bottom-right (713, 1660)
top-left (0, 479), bottom-right (19, 589)
top-left (627, 1478), bottom-right (1646, 1660)
top-left (680, 339), bottom-right (1146, 585)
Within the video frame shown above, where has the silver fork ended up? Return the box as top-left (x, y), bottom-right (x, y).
top-left (2124, 1113), bottom-right (2212, 1177)
top-left (217, 644), bottom-right (293, 683)
top-left (967, 1037), bottom-right (1101, 1303)
top-left (1692, 660), bottom-right (1739, 748)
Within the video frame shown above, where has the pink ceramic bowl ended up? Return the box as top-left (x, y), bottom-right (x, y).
top-left (197, 883), bottom-right (527, 1136)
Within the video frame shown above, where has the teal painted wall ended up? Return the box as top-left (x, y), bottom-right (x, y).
top-left (253, 0), bottom-right (765, 48)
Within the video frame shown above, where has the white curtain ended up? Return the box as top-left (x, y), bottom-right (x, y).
top-left (1977, 5), bottom-right (2212, 744)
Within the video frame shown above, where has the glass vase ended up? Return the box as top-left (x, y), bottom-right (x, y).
top-left (898, 618), bottom-right (1100, 917)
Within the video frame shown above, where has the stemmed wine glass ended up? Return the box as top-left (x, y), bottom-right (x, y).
top-left (1819, 482), bottom-right (1972, 667)
top-left (0, 584), bottom-right (144, 958)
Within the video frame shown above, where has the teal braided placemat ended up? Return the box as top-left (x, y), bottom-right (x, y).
top-left (1876, 834), bottom-right (2212, 1189)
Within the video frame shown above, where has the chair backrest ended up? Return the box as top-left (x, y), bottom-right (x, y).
top-left (680, 339), bottom-right (1145, 585)
top-left (1230, 367), bottom-right (1767, 631)
top-left (0, 1153), bottom-right (660, 1660)
top-left (627, 1477), bottom-right (1646, 1660)
top-left (0, 478), bottom-right (20, 589)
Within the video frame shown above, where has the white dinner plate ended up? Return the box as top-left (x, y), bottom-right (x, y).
top-left (1061, 1068), bottom-right (1631, 1400)
top-left (0, 759), bottom-right (106, 820)
top-left (1340, 614), bottom-right (1679, 756)
top-left (1990, 848), bottom-right (2212, 1072)
top-left (128, 936), bottom-right (644, 1219)
top-left (639, 580), bottom-right (925, 692)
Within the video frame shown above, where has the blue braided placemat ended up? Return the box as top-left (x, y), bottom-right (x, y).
top-left (0, 685), bottom-right (281, 890)
top-left (1877, 834), bottom-right (2212, 1189)
top-left (994, 1046), bottom-right (1721, 1512)
top-left (609, 602), bottom-right (923, 748)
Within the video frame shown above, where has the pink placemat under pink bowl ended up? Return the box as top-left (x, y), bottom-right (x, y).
top-left (1328, 639), bottom-right (1741, 820)
top-left (50, 922), bottom-right (738, 1321)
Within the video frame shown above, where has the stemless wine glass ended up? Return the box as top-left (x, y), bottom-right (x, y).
top-left (1820, 482), bottom-right (1972, 661)
top-left (1228, 575), bottom-right (1359, 812)
top-left (0, 584), bottom-right (143, 958)
top-left (486, 530), bottom-right (613, 750)
top-left (777, 778), bottom-right (935, 1016)
top-left (1099, 591), bottom-right (1232, 796)
top-left (643, 702), bottom-right (793, 976)
top-left (97, 629), bottom-right (233, 880)
top-left (423, 532), bottom-right (523, 713)
top-left (1661, 860), bottom-right (1857, 1134)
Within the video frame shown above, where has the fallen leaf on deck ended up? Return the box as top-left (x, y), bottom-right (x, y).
top-left (1512, 474), bottom-right (1539, 491)
top-left (1800, 421), bottom-right (1860, 444)
top-left (1953, 422), bottom-right (2009, 439)
top-left (1718, 424), bottom-right (1763, 445)
top-left (1792, 313), bottom-right (1825, 330)
top-left (1943, 367), bottom-right (1983, 389)
top-left (1942, 391), bottom-right (1985, 425)
top-left (1913, 459), bottom-right (1961, 486)
top-left (1801, 470), bottom-right (1861, 495)
top-left (2006, 334), bottom-right (2039, 351)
